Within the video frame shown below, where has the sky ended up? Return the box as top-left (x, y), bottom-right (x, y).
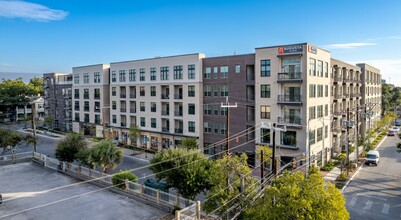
top-left (0, 0), bottom-right (401, 85)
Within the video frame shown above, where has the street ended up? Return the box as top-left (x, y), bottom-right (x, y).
top-left (343, 134), bottom-right (401, 220)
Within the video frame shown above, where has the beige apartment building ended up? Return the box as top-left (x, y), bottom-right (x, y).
top-left (108, 54), bottom-right (204, 151)
top-left (72, 64), bottom-right (110, 137)
top-left (255, 43), bottom-right (332, 165)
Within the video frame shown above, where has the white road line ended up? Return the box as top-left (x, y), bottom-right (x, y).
top-left (356, 193), bottom-right (388, 201)
top-left (382, 204), bottom-right (390, 214)
top-left (364, 200), bottom-right (373, 210)
top-left (349, 197), bottom-right (357, 206)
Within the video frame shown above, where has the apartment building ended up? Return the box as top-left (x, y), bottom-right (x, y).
top-left (357, 63), bottom-right (382, 138)
top-left (330, 60), bottom-right (362, 155)
top-left (43, 73), bottom-right (73, 131)
top-left (109, 54), bottom-right (204, 151)
top-left (72, 64), bottom-right (110, 137)
top-left (255, 43), bottom-right (332, 165)
top-left (202, 54), bottom-right (255, 157)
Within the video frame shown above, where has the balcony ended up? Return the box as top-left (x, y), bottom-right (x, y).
top-left (278, 116), bottom-right (302, 127)
top-left (342, 94), bottom-right (350, 99)
top-left (277, 72), bottom-right (302, 83)
top-left (174, 111), bottom-right (183, 117)
top-left (162, 127), bottom-right (170, 133)
top-left (334, 76), bottom-right (342, 83)
top-left (120, 108), bottom-right (126, 113)
top-left (333, 111), bottom-right (343, 118)
top-left (161, 94), bottom-right (169, 99)
top-left (174, 128), bottom-right (183, 134)
top-left (120, 94), bottom-right (126, 98)
top-left (333, 94), bottom-right (342, 100)
top-left (277, 95), bottom-right (302, 106)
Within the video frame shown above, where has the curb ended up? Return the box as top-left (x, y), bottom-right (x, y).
top-left (341, 135), bottom-right (388, 192)
top-left (17, 129), bottom-right (63, 140)
top-left (123, 154), bottom-right (151, 163)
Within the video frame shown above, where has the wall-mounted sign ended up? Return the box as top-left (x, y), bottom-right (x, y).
top-left (308, 45), bottom-right (317, 54)
top-left (278, 45), bottom-right (303, 54)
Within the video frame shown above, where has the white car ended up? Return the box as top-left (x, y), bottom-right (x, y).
top-left (391, 126), bottom-right (400, 133)
top-left (365, 150), bottom-right (380, 166)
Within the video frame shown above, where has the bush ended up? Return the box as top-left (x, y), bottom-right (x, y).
top-left (335, 182), bottom-right (345, 189)
top-left (349, 145), bottom-right (356, 153)
top-left (111, 171), bottom-right (138, 189)
top-left (308, 164), bottom-right (319, 175)
top-left (360, 151), bottom-right (367, 158)
top-left (320, 161), bottom-right (336, 171)
top-left (336, 172), bottom-right (348, 181)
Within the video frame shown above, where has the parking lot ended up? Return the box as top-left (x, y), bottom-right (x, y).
top-left (0, 163), bottom-right (168, 220)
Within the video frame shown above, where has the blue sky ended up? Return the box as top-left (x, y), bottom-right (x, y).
top-left (1, 0), bottom-right (401, 85)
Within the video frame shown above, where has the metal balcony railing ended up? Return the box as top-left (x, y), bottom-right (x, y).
top-left (277, 95), bottom-right (302, 103)
top-left (278, 116), bottom-right (302, 125)
top-left (277, 72), bottom-right (302, 80)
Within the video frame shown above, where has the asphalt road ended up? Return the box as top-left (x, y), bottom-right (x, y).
top-left (343, 134), bottom-right (401, 220)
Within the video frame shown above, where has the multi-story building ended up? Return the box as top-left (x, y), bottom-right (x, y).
top-left (255, 43), bottom-right (332, 165)
top-left (202, 54), bottom-right (255, 157)
top-left (43, 73), bottom-right (73, 131)
top-left (330, 60), bottom-right (362, 155)
top-left (109, 54), bottom-right (204, 151)
top-left (72, 64), bottom-right (110, 137)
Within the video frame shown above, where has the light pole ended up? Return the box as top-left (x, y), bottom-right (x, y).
top-left (101, 106), bottom-right (110, 139)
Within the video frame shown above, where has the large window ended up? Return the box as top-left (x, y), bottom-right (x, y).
top-left (325, 104), bottom-right (328, 116)
top-left (204, 67), bottom-right (211, 79)
top-left (84, 114), bottom-right (90, 123)
top-left (317, 60), bottom-right (323, 77)
top-left (129, 69), bottom-right (136, 82)
top-left (204, 85), bottom-right (211, 97)
top-left (94, 72), bottom-right (101, 83)
top-left (220, 66), bottom-right (228, 78)
top-left (83, 73), bottom-right (89, 84)
top-left (283, 58), bottom-right (301, 74)
top-left (74, 74), bottom-right (79, 84)
top-left (74, 89), bottom-right (79, 99)
top-left (317, 85), bottom-right (323, 97)
top-left (214, 123), bottom-right (219, 134)
top-left (139, 68), bottom-right (145, 81)
top-left (261, 60), bottom-right (271, 77)
top-left (220, 85), bottom-right (228, 97)
top-left (140, 86), bottom-right (145, 96)
top-left (325, 85), bottom-right (329, 97)
top-left (235, 65), bottom-right (240, 73)
top-left (204, 104), bottom-right (211, 115)
top-left (188, 104), bottom-right (195, 115)
top-left (309, 84), bottom-right (316, 98)
top-left (112, 87), bottom-right (116, 96)
top-left (112, 101), bottom-right (116, 110)
top-left (188, 85), bottom-right (195, 97)
top-left (188, 121), bottom-right (195, 132)
top-left (83, 89), bottom-right (89, 99)
top-left (112, 115), bottom-right (117, 124)
top-left (188, 64), bottom-right (195, 79)
top-left (150, 67), bottom-right (156, 81)
top-left (140, 102), bottom-right (145, 112)
top-left (317, 105), bottom-right (323, 118)
top-left (309, 58), bottom-right (316, 76)
top-left (94, 88), bottom-right (100, 99)
top-left (204, 122), bottom-right (212, 133)
top-left (213, 86), bottom-right (219, 96)
top-left (261, 84), bottom-right (271, 98)
top-left (151, 102), bottom-right (156, 112)
top-left (281, 131), bottom-right (297, 147)
top-left (150, 86), bottom-right (156, 97)
top-left (151, 118), bottom-right (157, 128)
top-left (213, 67), bottom-right (218, 78)
top-left (261, 128), bottom-right (270, 144)
top-left (174, 65), bottom-right (183, 80)
top-left (261, 105), bottom-right (271, 119)
top-left (84, 101), bottom-right (89, 112)
top-left (220, 107), bottom-right (227, 116)
top-left (317, 127), bottom-right (323, 142)
top-left (111, 71), bottom-right (116, 82)
top-left (119, 70), bottom-right (126, 82)
top-left (74, 101), bottom-right (80, 111)
top-left (140, 117), bottom-right (146, 127)
top-left (309, 130), bottom-right (315, 145)
top-left (324, 62), bottom-right (329, 78)
top-left (325, 125), bottom-right (328, 138)
top-left (160, 66), bottom-right (169, 80)
top-left (309, 106), bottom-right (316, 119)
top-left (214, 105), bottom-right (219, 115)
top-left (220, 123), bottom-right (227, 135)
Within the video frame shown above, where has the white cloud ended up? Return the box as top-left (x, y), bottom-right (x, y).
top-left (348, 58), bottom-right (401, 85)
top-left (0, 0), bottom-right (68, 21)
top-left (323, 42), bottom-right (377, 49)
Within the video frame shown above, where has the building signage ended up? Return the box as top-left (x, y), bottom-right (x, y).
top-left (278, 45), bottom-right (303, 54)
top-left (308, 45), bottom-right (317, 54)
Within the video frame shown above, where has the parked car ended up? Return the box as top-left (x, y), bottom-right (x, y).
top-left (365, 150), bottom-right (380, 166)
top-left (391, 126), bottom-right (400, 133)
top-left (388, 130), bottom-right (396, 136)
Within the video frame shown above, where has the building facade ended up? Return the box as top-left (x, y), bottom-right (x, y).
top-left (72, 64), bottom-right (110, 137)
top-left (202, 54), bottom-right (255, 157)
top-left (109, 54), bottom-right (204, 151)
top-left (43, 73), bottom-right (72, 131)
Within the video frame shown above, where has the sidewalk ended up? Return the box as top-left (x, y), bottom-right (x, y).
top-left (119, 147), bottom-right (154, 161)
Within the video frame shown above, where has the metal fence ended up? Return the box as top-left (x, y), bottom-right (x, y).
top-left (0, 151), bottom-right (33, 164)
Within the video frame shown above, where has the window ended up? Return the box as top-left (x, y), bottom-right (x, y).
top-left (140, 102), bottom-right (145, 112)
top-left (204, 85), bottom-right (211, 97)
top-left (220, 85), bottom-right (228, 96)
top-left (160, 66), bottom-right (169, 80)
top-left (119, 70), bottom-right (126, 82)
top-left (112, 115), bottom-right (117, 124)
top-left (83, 73), bottom-right (89, 84)
top-left (324, 62), bottom-right (329, 78)
top-left (112, 87), bottom-right (116, 96)
top-left (140, 86), bottom-right (145, 96)
top-left (151, 118), bottom-right (156, 128)
top-left (325, 85), bottom-right (329, 97)
top-left (94, 102), bottom-right (100, 112)
top-left (283, 59), bottom-right (301, 74)
top-left (188, 65), bottom-right (195, 79)
top-left (309, 58), bottom-right (316, 76)
top-left (317, 105), bottom-right (323, 118)
top-left (204, 122), bottom-right (212, 133)
top-left (84, 101), bottom-right (89, 112)
top-left (112, 101), bottom-right (116, 110)
top-left (83, 89), bottom-right (89, 99)
top-left (74, 89), bottom-right (79, 99)
top-left (94, 72), bottom-right (101, 83)
top-left (84, 114), bottom-right (89, 123)
top-left (174, 65), bottom-right (183, 79)
top-left (140, 68), bottom-right (145, 81)
top-left (309, 106), bottom-right (316, 119)
top-left (188, 121), bottom-right (195, 132)
top-left (220, 66), bottom-right (228, 78)
top-left (213, 123), bottom-right (219, 134)
top-left (204, 104), bottom-right (211, 115)
top-left (213, 67), bottom-right (218, 78)
top-left (74, 113), bottom-right (80, 122)
top-left (140, 117), bottom-right (146, 127)
top-left (204, 67), bottom-right (211, 79)
top-left (149, 67), bottom-right (156, 81)
top-left (95, 115), bottom-right (101, 124)
top-left (214, 105), bottom-right (219, 115)
top-left (213, 86), bottom-right (219, 96)
top-left (220, 123), bottom-right (227, 135)
top-left (129, 69), bottom-right (136, 82)
top-left (188, 104), bottom-right (195, 115)
top-left (324, 104), bottom-right (328, 116)
top-left (261, 105), bottom-right (271, 119)
top-left (317, 127), bottom-right (323, 142)
top-left (150, 86), bottom-right (156, 97)
top-left (309, 84), bottom-right (316, 98)
top-left (325, 125), bottom-right (328, 138)
top-left (235, 65), bottom-right (240, 73)
top-left (309, 130), bottom-right (315, 145)
top-left (151, 102), bottom-right (156, 112)
top-left (281, 131), bottom-right (297, 146)
top-left (261, 60), bottom-right (271, 77)
top-left (188, 85), bottom-right (195, 97)
top-left (261, 84), bottom-right (271, 98)
top-left (221, 107), bottom-right (227, 116)
top-left (111, 71), bottom-right (116, 82)
top-left (74, 74), bottom-right (79, 84)
top-left (74, 101), bottom-right (80, 111)
top-left (317, 85), bottom-right (323, 97)
top-left (261, 128), bottom-right (270, 144)
top-left (317, 60), bottom-right (323, 77)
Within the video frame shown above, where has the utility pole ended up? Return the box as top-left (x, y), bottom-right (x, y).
top-left (272, 123), bottom-right (277, 175)
top-left (260, 149), bottom-right (264, 189)
top-left (32, 101), bottom-right (37, 152)
top-left (355, 106), bottom-right (359, 161)
top-left (221, 97), bottom-right (237, 155)
top-left (346, 107), bottom-right (350, 176)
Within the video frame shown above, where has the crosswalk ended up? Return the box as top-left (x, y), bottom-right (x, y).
top-left (346, 195), bottom-right (400, 218)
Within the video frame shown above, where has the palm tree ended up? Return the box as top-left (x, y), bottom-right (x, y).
top-left (90, 140), bottom-right (123, 173)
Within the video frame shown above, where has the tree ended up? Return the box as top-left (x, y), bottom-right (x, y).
top-left (179, 137), bottom-right (198, 149)
top-left (0, 78), bottom-right (41, 106)
top-left (55, 132), bottom-right (87, 162)
top-left (336, 153), bottom-right (347, 173)
top-left (242, 171), bottom-right (349, 220)
top-left (111, 170), bottom-right (138, 189)
top-left (256, 145), bottom-right (272, 168)
top-left (88, 140), bottom-right (123, 173)
top-left (0, 128), bottom-right (35, 155)
top-left (44, 116), bottom-right (53, 129)
top-left (28, 77), bottom-right (44, 96)
top-left (204, 154), bottom-right (258, 216)
top-left (128, 125), bottom-right (141, 146)
top-left (150, 148), bottom-right (213, 200)
top-left (382, 84), bottom-right (392, 115)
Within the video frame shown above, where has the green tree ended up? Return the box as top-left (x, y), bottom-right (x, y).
top-left (28, 77), bottom-right (44, 96)
top-left (44, 116), bottom-right (53, 129)
top-left (336, 153), bottom-right (347, 173)
top-left (204, 154), bottom-right (258, 216)
top-left (0, 128), bottom-right (35, 156)
top-left (55, 132), bottom-right (87, 162)
top-left (88, 140), bottom-right (123, 173)
top-left (111, 170), bottom-right (138, 189)
top-left (382, 84), bottom-right (392, 115)
top-left (128, 125), bottom-right (141, 146)
top-left (0, 78), bottom-right (31, 105)
top-left (242, 171), bottom-right (349, 220)
top-left (179, 137), bottom-right (198, 149)
top-left (150, 148), bottom-right (213, 200)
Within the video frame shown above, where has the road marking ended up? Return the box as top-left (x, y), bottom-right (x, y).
top-left (349, 197), bottom-right (357, 206)
top-left (382, 204), bottom-right (390, 214)
top-left (364, 200), bottom-right (373, 210)
top-left (356, 193), bottom-right (388, 201)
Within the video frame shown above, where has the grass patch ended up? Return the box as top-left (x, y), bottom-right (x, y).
top-left (335, 182), bottom-right (345, 189)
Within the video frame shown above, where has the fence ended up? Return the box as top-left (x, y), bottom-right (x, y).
top-left (0, 151), bottom-right (34, 165)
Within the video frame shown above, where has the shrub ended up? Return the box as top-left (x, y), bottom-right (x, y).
top-left (360, 151), bottom-right (367, 158)
top-left (336, 172), bottom-right (348, 181)
top-left (320, 161), bottom-right (336, 171)
top-left (308, 164), bottom-right (319, 175)
top-left (111, 171), bottom-right (138, 189)
top-left (335, 182), bottom-right (345, 189)
top-left (349, 145), bottom-right (356, 153)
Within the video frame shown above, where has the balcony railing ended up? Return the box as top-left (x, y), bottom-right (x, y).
top-left (162, 127), bottom-right (170, 132)
top-left (334, 76), bottom-right (342, 82)
top-left (161, 94), bottom-right (169, 99)
top-left (120, 94), bottom-right (126, 98)
top-left (174, 94), bottom-right (183, 99)
top-left (277, 95), bottom-right (302, 103)
top-left (162, 110), bottom-right (169, 116)
top-left (334, 94), bottom-right (342, 100)
top-left (278, 116), bottom-right (302, 125)
top-left (174, 128), bottom-right (183, 134)
top-left (174, 111), bottom-right (183, 117)
top-left (277, 72), bottom-right (302, 81)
